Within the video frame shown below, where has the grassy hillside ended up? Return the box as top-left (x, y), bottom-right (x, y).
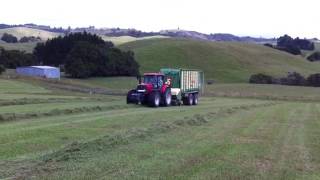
top-left (120, 38), bottom-right (320, 82)
top-left (0, 27), bottom-right (61, 40)
top-left (1, 27), bottom-right (320, 83)
top-left (0, 42), bottom-right (37, 53)
top-left (0, 27), bottom-right (62, 52)
top-left (101, 35), bottom-right (168, 46)
top-left (301, 42), bottom-right (320, 58)
top-left (0, 27), bottom-right (167, 52)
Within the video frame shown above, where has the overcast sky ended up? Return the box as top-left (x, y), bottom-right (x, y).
top-left (1, 0), bottom-right (319, 38)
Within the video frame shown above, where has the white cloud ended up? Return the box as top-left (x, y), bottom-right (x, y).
top-left (1, 0), bottom-right (319, 38)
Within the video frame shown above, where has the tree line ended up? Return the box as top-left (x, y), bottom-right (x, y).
top-left (264, 35), bottom-right (315, 55)
top-left (249, 72), bottom-right (320, 87)
top-left (1, 32), bottom-right (140, 78)
top-left (0, 47), bottom-right (35, 72)
top-left (1, 33), bottom-right (41, 43)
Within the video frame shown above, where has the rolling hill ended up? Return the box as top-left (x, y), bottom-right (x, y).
top-left (0, 27), bottom-right (61, 40)
top-left (100, 35), bottom-right (168, 46)
top-left (0, 27), bottom-right (167, 52)
top-left (1, 27), bottom-right (320, 83)
top-left (120, 38), bottom-right (320, 82)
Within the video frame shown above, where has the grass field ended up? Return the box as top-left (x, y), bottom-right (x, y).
top-left (1, 78), bottom-right (320, 179)
top-left (60, 76), bottom-right (138, 91)
top-left (120, 38), bottom-right (320, 83)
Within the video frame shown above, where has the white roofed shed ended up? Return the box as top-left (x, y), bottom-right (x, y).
top-left (16, 66), bottom-right (60, 79)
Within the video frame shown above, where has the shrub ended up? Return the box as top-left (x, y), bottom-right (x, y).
top-left (19, 36), bottom-right (41, 43)
top-left (0, 64), bottom-right (5, 75)
top-left (1, 33), bottom-right (18, 43)
top-left (307, 73), bottom-right (320, 87)
top-left (263, 43), bottom-right (274, 48)
top-left (207, 80), bottom-right (214, 85)
top-left (280, 72), bottom-right (306, 86)
top-left (307, 52), bottom-right (320, 62)
top-left (249, 73), bottom-right (274, 84)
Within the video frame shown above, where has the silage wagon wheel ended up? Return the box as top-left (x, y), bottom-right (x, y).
top-left (183, 93), bottom-right (193, 105)
top-left (193, 93), bottom-right (199, 105)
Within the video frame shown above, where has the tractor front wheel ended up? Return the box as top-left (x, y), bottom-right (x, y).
top-left (127, 90), bottom-right (136, 104)
top-left (148, 91), bottom-right (160, 107)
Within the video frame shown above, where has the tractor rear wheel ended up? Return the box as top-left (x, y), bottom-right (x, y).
top-left (162, 89), bottom-right (172, 106)
top-left (148, 91), bottom-right (160, 107)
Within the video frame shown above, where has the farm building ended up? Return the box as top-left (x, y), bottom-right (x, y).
top-left (16, 66), bottom-right (60, 79)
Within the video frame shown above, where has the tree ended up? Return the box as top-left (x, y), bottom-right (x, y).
top-left (293, 38), bottom-right (315, 51)
top-left (107, 48), bottom-right (140, 76)
top-left (33, 32), bottom-right (113, 66)
top-left (64, 41), bottom-right (139, 78)
top-left (35, 32), bottom-right (139, 78)
top-left (277, 34), bottom-right (293, 47)
top-left (65, 42), bottom-right (103, 78)
top-left (1, 33), bottom-right (18, 43)
top-left (276, 35), bottom-right (314, 55)
top-left (0, 48), bottom-right (36, 68)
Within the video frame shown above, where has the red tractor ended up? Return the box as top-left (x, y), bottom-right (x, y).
top-left (127, 73), bottom-right (172, 107)
top-left (127, 68), bottom-right (204, 107)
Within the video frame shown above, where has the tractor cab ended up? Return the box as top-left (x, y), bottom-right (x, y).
top-left (142, 73), bottom-right (165, 90)
top-left (127, 72), bottom-right (172, 107)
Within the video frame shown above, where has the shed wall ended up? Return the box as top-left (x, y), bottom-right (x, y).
top-left (16, 67), bottom-right (60, 79)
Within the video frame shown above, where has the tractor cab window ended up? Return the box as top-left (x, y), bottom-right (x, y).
top-left (158, 76), bottom-right (163, 88)
top-left (143, 75), bottom-right (164, 89)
